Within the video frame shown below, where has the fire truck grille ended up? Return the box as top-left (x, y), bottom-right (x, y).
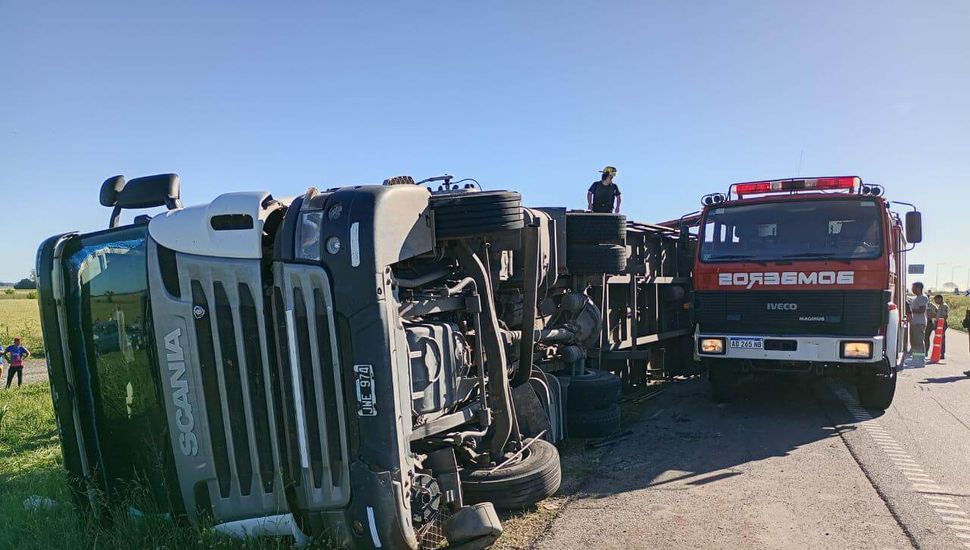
top-left (694, 290), bottom-right (886, 336)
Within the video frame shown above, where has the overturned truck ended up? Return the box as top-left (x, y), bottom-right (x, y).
top-left (36, 173), bottom-right (694, 549)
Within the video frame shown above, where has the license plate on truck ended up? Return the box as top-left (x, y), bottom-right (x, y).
top-left (730, 337), bottom-right (764, 349)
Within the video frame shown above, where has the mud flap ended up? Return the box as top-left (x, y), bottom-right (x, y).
top-left (445, 503), bottom-right (503, 550)
top-left (511, 383), bottom-right (552, 439)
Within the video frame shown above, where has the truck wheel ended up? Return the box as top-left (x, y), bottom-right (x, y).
top-left (857, 361), bottom-right (897, 410)
top-left (460, 439), bottom-right (561, 510)
top-left (565, 212), bottom-right (627, 244)
top-left (431, 190), bottom-right (524, 239)
top-left (559, 369), bottom-right (622, 412)
top-left (566, 244), bottom-right (627, 273)
top-left (708, 365), bottom-right (737, 403)
top-left (566, 404), bottom-right (621, 438)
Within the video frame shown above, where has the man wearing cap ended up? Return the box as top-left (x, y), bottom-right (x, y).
top-left (587, 166), bottom-right (622, 213)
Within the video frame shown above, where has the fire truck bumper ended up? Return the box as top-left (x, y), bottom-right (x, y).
top-left (695, 333), bottom-right (886, 364)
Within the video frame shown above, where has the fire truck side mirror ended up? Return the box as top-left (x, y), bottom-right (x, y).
top-left (905, 211), bottom-right (923, 244)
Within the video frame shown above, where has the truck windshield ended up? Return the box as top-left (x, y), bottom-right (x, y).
top-left (700, 198), bottom-right (883, 263)
top-left (63, 226), bottom-right (173, 508)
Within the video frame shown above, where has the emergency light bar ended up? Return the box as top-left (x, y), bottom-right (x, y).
top-left (730, 176), bottom-right (861, 198)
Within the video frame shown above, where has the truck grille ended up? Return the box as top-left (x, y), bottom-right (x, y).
top-left (273, 263), bottom-right (351, 509)
top-left (191, 279), bottom-right (277, 498)
top-left (148, 242), bottom-right (287, 523)
top-left (694, 290), bottom-right (886, 336)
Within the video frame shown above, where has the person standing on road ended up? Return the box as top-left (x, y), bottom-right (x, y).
top-left (4, 337), bottom-right (30, 389)
top-left (908, 282), bottom-right (928, 367)
top-left (587, 166), bottom-right (622, 213)
top-left (963, 309), bottom-right (970, 377)
top-left (926, 295), bottom-right (949, 360)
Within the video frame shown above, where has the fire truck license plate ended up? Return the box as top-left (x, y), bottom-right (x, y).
top-left (730, 337), bottom-right (764, 349)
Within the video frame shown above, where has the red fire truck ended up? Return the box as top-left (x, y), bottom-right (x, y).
top-left (692, 176), bottom-right (922, 410)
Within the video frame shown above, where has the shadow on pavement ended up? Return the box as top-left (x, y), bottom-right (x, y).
top-left (918, 375), bottom-right (970, 385)
top-left (573, 374), bottom-right (853, 500)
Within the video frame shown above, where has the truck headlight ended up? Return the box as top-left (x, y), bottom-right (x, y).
top-left (699, 337), bottom-right (726, 355)
top-left (296, 211), bottom-right (323, 261)
top-left (841, 341), bottom-right (873, 359)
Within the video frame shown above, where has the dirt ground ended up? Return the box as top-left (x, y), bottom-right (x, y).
top-left (1, 358), bottom-right (47, 388)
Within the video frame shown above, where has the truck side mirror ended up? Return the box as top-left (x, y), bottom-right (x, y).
top-left (905, 211), bottom-right (922, 244)
top-left (101, 173), bottom-right (183, 228)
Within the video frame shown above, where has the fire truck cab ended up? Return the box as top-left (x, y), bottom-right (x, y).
top-left (692, 176), bottom-right (922, 410)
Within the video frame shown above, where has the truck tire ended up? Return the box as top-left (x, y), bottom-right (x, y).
top-left (460, 439), bottom-right (561, 510)
top-left (565, 212), bottom-right (627, 244)
top-left (857, 361), bottom-right (897, 410)
top-left (561, 369), bottom-right (622, 412)
top-left (566, 244), bottom-right (627, 274)
top-left (708, 364), bottom-right (737, 403)
top-left (567, 404), bottom-right (621, 438)
top-left (431, 191), bottom-right (524, 239)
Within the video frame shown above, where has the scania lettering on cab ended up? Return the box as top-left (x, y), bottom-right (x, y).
top-left (691, 176), bottom-right (922, 410)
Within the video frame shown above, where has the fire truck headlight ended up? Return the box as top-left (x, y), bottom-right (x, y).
top-left (841, 341), bottom-right (873, 359)
top-left (296, 211), bottom-right (323, 261)
top-left (699, 337), bottom-right (726, 355)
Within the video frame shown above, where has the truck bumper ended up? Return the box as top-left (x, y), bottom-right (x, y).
top-left (695, 332), bottom-right (885, 364)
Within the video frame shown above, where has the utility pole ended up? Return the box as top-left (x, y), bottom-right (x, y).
top-left (935, 262), bottom-right (947, 291)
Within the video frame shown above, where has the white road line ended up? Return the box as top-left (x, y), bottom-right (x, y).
top-left (831, 381), bottom-right (970, 547)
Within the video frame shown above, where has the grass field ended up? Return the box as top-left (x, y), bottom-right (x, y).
top-left (0, 382), bottom-right (325, 550)
top-left (940, 293), bottom-right (970, 332)
top-left (0, 295), bottom-right (44, 357)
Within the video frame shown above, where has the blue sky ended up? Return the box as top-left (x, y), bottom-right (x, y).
top-left (1, 1), bottom-right (968, 286)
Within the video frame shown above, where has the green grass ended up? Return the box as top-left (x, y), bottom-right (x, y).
top-left (0, 296), bottom-right (44, 357)
top-left (0, 382), bottom-right (332, 550)
top-left (0, 289), bottom-right (37, 300)
top-left (940, 293), bottom-right (970, 333)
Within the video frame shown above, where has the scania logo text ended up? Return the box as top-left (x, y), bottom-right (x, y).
top-left (165, 328), bottom-right (199, 456)
top-left (718, 271), bottom-right (854, 289)
top-left (767, 303), bottom-right (798, 311)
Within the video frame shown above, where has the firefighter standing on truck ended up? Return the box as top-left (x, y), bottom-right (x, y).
top-left (587, 166), bottom-right (622, 213)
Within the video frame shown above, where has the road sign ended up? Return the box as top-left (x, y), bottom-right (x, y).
top-left (908, 264), bottom-right (925, 275)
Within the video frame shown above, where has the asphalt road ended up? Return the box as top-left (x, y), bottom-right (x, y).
top-left (535, 330), bottom-right (970, 550)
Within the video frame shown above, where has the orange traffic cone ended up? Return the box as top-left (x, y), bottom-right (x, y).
top-left (929, 318), bottom-right (945, 363)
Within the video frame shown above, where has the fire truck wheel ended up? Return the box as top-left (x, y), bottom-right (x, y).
top-left (566, 404), bottom-right (622, 438)
top-left (460, 439), bottom-right (561, 510)
top-left (430, 190), bottom-right (524, 239)
top-left (707, 364), bottom-right (737, 403)
top-left (856, 361), bottom-right (897, 410)
top-left (565, 212), bottom-right (627, 244)
top-left (566, 244), bottom-right (628, 274)
top-left (559, 369), bottom-right (622, 412)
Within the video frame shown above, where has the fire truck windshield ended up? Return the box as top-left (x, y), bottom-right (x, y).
top-left (700, 198), bottom-right (883, 263)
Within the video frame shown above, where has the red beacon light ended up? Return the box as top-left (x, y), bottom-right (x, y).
top-left (731, 176), bottom-right (861, 198)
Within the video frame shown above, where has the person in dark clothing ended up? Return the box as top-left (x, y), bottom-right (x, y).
top-left (587, 166), bottom-right (622, 213)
